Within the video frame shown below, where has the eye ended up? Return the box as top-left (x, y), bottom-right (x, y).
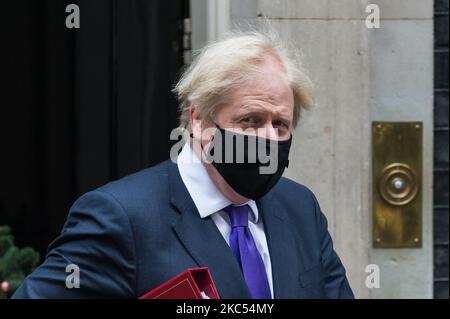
top-left (240, 116), bottom-right (260, 126)
top-left (273, 119), bottom-right (289, 129)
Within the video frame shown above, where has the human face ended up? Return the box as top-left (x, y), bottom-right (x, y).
top-left (188, 55), bottom-right (294, 204)
top-left (213, 55), bottom-right (294, 141)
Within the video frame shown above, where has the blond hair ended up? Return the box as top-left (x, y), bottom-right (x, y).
top-left (173, 28), bottom-right (314, 129)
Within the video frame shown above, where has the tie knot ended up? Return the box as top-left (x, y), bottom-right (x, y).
top-left (223, 204), bottom-right (249, 228)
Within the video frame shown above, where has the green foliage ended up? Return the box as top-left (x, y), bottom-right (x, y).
top-left (0, 225), bottom-right (40, 298)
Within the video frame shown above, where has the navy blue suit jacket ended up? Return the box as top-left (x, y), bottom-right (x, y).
top-left (13, 160), bottom-right (354, 298)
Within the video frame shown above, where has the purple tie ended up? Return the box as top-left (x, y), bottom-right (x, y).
top-left (223, 204), bottom-right (272, 299)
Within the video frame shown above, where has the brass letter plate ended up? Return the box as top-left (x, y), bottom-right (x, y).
top-left (372, 122), bottom-right (422, 248)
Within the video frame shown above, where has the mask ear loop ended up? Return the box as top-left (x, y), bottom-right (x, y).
top-left (189, 123), bottom-right (221, 164)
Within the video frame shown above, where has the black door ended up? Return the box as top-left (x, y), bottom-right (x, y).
top-left (433, 0), bottom-right (449, 299)
top-left (0, 0), bottom-right (188, 257)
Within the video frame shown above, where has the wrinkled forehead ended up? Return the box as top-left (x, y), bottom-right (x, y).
top-left (228, 57), bottom-right (294, 110)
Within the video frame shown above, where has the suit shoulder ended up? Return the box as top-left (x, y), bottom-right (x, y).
top-left (275, 176), bottom-right (317, 201)
top-left (99, 159), bottom-right (170, 189)
top-left (93, 160), bottom-right (173, 207)
top-left (270, 177), bottom-right (319, 218)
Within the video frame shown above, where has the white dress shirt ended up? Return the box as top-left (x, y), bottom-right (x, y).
top-left (177, 142), bottom-right (274, 298)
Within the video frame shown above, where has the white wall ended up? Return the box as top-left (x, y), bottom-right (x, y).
top-left (368, 0), bottom-right (434, 299)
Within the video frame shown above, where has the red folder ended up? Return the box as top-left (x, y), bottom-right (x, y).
top-left (139, 267), bottom-right (220, 299)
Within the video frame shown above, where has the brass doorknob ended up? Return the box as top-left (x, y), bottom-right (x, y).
top-left (378, 163), bottom-right (418, 206)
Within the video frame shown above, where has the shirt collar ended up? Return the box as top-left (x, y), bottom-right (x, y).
top-left (177, 142), bottom-right (259, 223)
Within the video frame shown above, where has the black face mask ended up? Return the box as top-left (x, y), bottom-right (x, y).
top-left (203, 124), bottom-right (292, 199)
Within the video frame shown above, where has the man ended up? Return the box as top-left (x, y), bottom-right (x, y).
top-left (13, 30), bottom-right (354, 299)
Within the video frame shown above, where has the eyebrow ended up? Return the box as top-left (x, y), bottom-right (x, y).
top-left (237, 104), bottom-right (292, 126)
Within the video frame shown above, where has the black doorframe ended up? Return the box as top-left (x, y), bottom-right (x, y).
top-left (433, 0), bottom-right (449, 299)
top-left (0, 0), bottom-right (189, 257)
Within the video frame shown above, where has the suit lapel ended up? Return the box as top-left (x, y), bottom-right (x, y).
top-left (167, 161), bottom-right (252, 299)
top-left (257, 192), bottom-right (301, 298)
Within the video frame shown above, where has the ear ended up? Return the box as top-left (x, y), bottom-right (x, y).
top-left (189, 104), bottom-right (202, 140)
